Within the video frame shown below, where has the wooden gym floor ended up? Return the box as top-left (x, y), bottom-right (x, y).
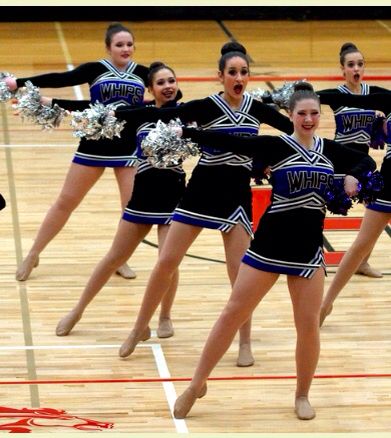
top-left (0, 17), bottom-right (390, 434)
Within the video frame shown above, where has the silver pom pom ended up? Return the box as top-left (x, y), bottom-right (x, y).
top-left (35, 103), bottom-right (66, 129)
top-left (271, 79), bottom-right (307, 110)
top-left (247, 88), bottom-right (272, 101)
top-left (0, 72), bottom-right (16, 102)
top-left (70, 102), bottom-right (126, 140)
top-left (12, 81), bottom-right (67, 130)
top-left (142, 119), bottom-right (200, 168)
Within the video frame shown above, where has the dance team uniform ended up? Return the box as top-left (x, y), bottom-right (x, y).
top-left (121, 100), bottom-right (186, 225)
top-left (318, 83), bottom-right (389, 216)
top-left (318, 91), bottom-right (391, 214)
top-left (116, 92), bottom-right (293, 236)
top-left (318, 83), bottom-right (389, 153)
top-left (180, 128), bottom-right (376, 278)
top-left (17, 60), bottom-right (149, 167)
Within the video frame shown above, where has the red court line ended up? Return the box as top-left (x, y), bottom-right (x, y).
top-left (177, 75), bottom-right (391, 82)
top-left (1, 373), bottom-right (391, 385)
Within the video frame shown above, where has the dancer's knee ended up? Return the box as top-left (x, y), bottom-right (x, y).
top-left (295, 316), bottom-right (319, 338)
top-left (55, 193), bottom-right (81, 213)
top-left (156, 254), bottom-right (181, 276)
top-left (105, 252), bottom-right (128, 271)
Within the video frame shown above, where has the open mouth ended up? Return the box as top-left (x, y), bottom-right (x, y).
top-left (353, 73), bottom-right (360, 81)
top-left (234, 84), bottom-right (243, 94)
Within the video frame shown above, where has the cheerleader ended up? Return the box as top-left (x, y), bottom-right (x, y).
top-left (53, 62), bottom-right (184, 337)
top-left (316, 90), bottom-right (391, 326)
top-left (3, 22), bottom-right (148, 281)
top-left (170, 82), bottom-right (376, 420)
top-left (317, 42), bottom-right (389, 278)
top-left (115, 42), bottom-right (294, 367)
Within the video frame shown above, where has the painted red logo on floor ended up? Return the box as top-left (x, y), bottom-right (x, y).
top-left (0, 406), bottom-right (113, 433)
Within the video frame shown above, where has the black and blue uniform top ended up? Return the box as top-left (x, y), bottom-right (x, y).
top-left (17, 60), bottom-right (149, 108)
top-left (318, 84), bottom-right (389, 152)
top-left (317, 89), bottom-right (391, 213)
top-left (17, 60), bottom-right (149, 167)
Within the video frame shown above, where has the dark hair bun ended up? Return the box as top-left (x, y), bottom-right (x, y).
top-left (221, 41), bottom-right (247, 56)
top-left (107, 22), bottom-right (126, 32)
top-left (149, 61), bottom-right (165, 70)
top-left (293, 81), bottom-right (314, 93)
top-left (339, 42), bottom-right (358, 56)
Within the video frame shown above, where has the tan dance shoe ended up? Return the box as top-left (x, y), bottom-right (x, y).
top-left (119, 327), bottom-right (151, 358)
top-left (295, 396), bottom-right (316, 420)
top-left (56, 310), bottom-right (82, 336)
top-left (237, 343), bottom-right (255, 367)
top-left (116, 263), bottom-right (137, 279)
top-left (157, 318), bottom-right (174, 338)
top-left (173, 384), bottom-right (207, 419)
top-left (355, 262), bottom-right (383, 278)
top-left (15, 254), bottom-right (39, 281)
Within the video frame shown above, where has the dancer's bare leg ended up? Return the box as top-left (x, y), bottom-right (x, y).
top-left (320, 209), bottom-right (390, 326)
top-left (119, 222), bottom-right (203, 357)
top-left (174, 265), bottom-right (279, 418)
top-left (222, 224), bottom-right (253, 366)
top-left (56, 220), bottom-right (151, 336)
top-left (156, 224), bottom-right (178, 338)
top-left (113, 166), bottom-right (138, 279)
top-left (288, 268), bottom-right (324, 420)
top-left (16, 163), bottom-right (105, 281)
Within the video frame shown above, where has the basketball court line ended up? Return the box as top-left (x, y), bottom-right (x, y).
top-left (54, 21), bottom-right (84, 100)
top-left (0, 341), bottom-right (189, 433)
top-left (1, 102), bottom-right (40, 407)
top-left (1, 342), bottom-right (391, 383)
top-left (216, 20), bottom-right (255, 64)
top-left (0, 23), bottom-right (90, 409)
top-left (376, 20), bottom-right (391, 33)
